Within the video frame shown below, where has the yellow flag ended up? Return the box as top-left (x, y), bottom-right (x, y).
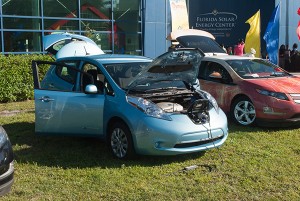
top-left (245, 10), bottom-right (261, 57)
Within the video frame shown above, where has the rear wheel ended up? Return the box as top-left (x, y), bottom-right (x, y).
top-left (231, 96), bottom-right (256, 126)
top-left (109, 122), bottom-right (135, 159)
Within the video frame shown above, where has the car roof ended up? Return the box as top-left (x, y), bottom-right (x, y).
top-left (57, 54), bottom-right (153, 64)
top-left (203, 55), bottom-right (259, 61)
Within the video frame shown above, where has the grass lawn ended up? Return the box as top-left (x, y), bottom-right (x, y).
top-left (1, 100), bottom-right (300, 200)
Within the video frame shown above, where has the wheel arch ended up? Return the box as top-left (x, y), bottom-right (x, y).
top-left (230, 94), bottom-right (252, 112)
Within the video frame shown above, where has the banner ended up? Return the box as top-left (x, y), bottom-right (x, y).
top-left (169, 0), bottom-right (189, 31)
top-left (263, 4), bottom-right (280, 64)
top-left (245, 10), bottom-right (261, 57)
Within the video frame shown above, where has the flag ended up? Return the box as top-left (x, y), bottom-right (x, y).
top-left (245, 10), bottom-right (261, 58)
top-left (169, 0), bottom-right (189, 31)
top-left (263, 4), bottom-right (280, 65)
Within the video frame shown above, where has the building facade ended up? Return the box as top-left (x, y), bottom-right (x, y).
top-left (0, 0), bottom-right (299, 58)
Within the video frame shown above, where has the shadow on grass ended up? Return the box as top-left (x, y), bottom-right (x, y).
top-left (227, 118), bottom-right (300, 133)
top-left (4, 120), bottom-right (299, 169)
top-left (3, 122), bottom-right (207, 169)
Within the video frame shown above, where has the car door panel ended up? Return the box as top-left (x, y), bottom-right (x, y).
top-left (33, 61), bottom-right (104, 137)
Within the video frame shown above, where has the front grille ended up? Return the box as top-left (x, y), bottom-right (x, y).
top-left (174, 135), bottom-right (224, 148)
top-left (289, 94), bottom-right (300, 104)
top-left (0, 172), bottom-right (13, 186)
top-left (0, 164), bottom-right (9, 175)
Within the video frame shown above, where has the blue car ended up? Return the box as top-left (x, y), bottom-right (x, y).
top-left (32, 37), bottom-right (228, 159)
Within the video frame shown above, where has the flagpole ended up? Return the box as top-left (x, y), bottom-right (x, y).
top-left (285, 0), bottom-right (289, 45)
top-left (259, 9), bottom-right (261, 58)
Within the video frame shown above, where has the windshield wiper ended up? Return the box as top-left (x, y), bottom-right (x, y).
top-left (270, 72), bottom-right (288, 77)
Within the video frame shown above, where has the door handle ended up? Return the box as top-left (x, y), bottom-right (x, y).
top-left (38, 96), bottom-right (55, 102)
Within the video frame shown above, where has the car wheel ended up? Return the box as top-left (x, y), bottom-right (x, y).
top-left (109, 122), bottom-right (135, 159)
top-left (231, 96), bottom-right (256, 126)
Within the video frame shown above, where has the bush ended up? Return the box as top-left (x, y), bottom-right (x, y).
top-left (0, 54), bottom-right (53, 102)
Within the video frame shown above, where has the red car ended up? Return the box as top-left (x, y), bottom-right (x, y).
top-left (198, 55), bottom-right (300, 126)
top-left (170, 29), bottom-right (300, 127)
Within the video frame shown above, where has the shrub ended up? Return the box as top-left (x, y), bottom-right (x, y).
top-left (0, 54), bottom-right (53, 102)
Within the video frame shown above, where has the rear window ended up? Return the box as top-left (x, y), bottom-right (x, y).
top-left (176, 35), bottom-right (226, 53)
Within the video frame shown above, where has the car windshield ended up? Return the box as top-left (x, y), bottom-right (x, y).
top-left (227, 59), bottom-right (291, 79)
top-left (104, 62), bottom-right (150, 88)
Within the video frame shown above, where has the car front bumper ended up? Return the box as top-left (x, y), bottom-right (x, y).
top-left (0, 162), bottom-right (14, 196)
top-left (132, 109), bottom-right (228, 155)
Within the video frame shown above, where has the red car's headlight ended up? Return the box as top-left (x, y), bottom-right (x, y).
top-left (256, 89), bottom-right (289, 100)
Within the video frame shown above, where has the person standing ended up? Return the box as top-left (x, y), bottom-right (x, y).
top-left (291, 43), bottom-right (298, 57)
top-left (227, 46), bottom-right (233, 55)
top-left (278, 44), bottom-right (285, 68)
top-left (234, 39), bottom-right (245, 56)
top-left (290, 43), bottom-right (299, 72)
top-left (284, 44), bottom-right (291, 70)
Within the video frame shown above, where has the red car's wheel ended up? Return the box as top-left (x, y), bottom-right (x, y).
top-left (231, 96), bottom-right (256, 126)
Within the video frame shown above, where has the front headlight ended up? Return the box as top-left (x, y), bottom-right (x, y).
top-left (127, 96), bottom-right (172, 121)
top-left (256, 89), bottom-right (289, 100)
top-left (197, 90), bottom-right (219, 113)
top-left (0, 126), bottom-right (9, 148)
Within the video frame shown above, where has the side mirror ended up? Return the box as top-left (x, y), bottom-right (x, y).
top-left (85, 84), bottom-right (98, 94)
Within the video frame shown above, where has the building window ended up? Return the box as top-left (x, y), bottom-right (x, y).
top-left (0, 0), bottom-right (142, 55)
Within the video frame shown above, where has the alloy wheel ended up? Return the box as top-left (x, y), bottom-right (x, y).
top-left (234, 100), bottom-right (256, 126)
top-left (110, 128), bottom-right (128, 158)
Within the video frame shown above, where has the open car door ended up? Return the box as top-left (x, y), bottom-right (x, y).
top-left (31, 60), bottom-right (105, 137)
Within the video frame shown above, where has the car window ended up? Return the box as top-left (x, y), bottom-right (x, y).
top-left (80, 62), bottom-right (105, 93)
top-left (41, 62), bottom-right (79, 91)
top-left (227, 59), bottom-right (289, 79)
top-left (199, 61), bottom-right (232, 83)
top-left (55, 62), bottom-right (78, 84)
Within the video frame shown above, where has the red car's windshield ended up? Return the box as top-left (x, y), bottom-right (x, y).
top-left (227, 59), bottom-right (291, 79)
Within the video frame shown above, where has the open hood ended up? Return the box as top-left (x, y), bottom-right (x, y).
top-left (167, 29), bottom-right (227, 56)
top-left (43, 32), bottom-right (104, 59)
top-left (128, 49), bottom-right (203, 89)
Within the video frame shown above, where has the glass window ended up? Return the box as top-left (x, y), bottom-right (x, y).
top-left (81, 20), bottom-right (111, 32)
top-left (81, 63), bottom-right (104, 93)
top-left (43, 0), bottom-right (78, 17)
top-left (2, 0), bottom-right (40, 16)
top-left (3, 18), bottom-right (41, 30)
top-left (4, 32), bottom-right (41, 52)
top-left (0, 0), bottom-right (142, 55)
top-left (116, 33), bottom-right (141, 55)
top-left (55, 64), bottom-right (78, 85)
top-left (84, 32), bottom-right (112, 53)
top-left (44, 19), bottom-right (79, 31)
top-left (80, 0), bottom-right (112, 20)
top-left (41, 63), bottom-right (77, 91)
top-left (114, 0), bottom-right (140, 21)
top-left (114, 0), bottom-right (141, 55)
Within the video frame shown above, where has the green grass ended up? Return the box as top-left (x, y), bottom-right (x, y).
top-left (1, 101), bottom-right (300, 200)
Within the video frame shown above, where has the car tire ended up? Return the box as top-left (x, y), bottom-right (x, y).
top-left (231, 96), bottom-right (256, 126)
top-left (109, 122), bottom-right (135, 159)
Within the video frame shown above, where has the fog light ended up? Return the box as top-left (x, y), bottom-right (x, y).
top-left (263, 107), bottom-right (274, 113)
